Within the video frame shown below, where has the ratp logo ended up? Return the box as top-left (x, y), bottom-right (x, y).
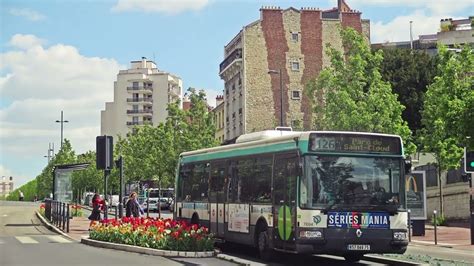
top-left (313, 215), bottom-right (321, 225)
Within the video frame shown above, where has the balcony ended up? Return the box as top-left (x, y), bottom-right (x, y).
top-left (126, 109), bottom-right (153, 115)
top-left (127, 98), bottom-right (153, 103)
top-left (127, 86), bottom-right (153, 93)
top-left (219, 48), bottom-right (242, 74)
top-left (126, 121), bottom-right (153, 126)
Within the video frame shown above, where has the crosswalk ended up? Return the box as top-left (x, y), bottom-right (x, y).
top-left (0, 235), bottom-right (73, 244)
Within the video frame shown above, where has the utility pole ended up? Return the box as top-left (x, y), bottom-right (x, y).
top-left (410, 21), bottom-right (413, 50)
top-left (56, 111), bottom-right (69, 149)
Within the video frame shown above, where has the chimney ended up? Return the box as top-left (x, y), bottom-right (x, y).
top-left (141, 56), bottom-right (147, 68)
top-left (216, 95), bottom-right (224, 106)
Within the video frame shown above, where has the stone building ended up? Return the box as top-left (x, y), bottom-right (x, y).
top-left (211, 95), bottom-right (225, 144)
top-left (219, 0), bottom-right (370, 143)
top-left (101, 57), bottom-right (183, 139)
top-left (0, 176), bottom-right (14, 197)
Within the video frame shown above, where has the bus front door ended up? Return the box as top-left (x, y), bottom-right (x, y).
top-left (273, 154), bottom-right (298, 250)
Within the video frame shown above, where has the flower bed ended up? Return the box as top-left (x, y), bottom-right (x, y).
top-left (71, 204), bottom-right (83, 217)
top-left (89, 217), bottom-right (213, 252)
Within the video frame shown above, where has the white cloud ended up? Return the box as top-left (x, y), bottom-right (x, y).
top-left (370, 10), bottom-right (445, 43)
top-left (8, 34), bottom-right (45, 49)
top-left (0, 34), bottom-right (124, 184)
top-left (342, 0), bottom-right (473, 15)
top-left (111, 0), bottom-right (210, 14)
top-left (9, 8), bottom-right (46, 21)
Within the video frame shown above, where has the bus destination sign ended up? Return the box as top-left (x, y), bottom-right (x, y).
top-left (309, 133), bottom-right (401, 155)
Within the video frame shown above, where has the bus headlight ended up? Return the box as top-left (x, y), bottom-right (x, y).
top-left (393, 231), bottom-right (408, 241)
top-left (299, 230), bottom-right (324, 239)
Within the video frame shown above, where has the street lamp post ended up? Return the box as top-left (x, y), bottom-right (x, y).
top-left (268, 69), bottom-right (284, 127)
top-left (56, 111), bottom-right (69, 148)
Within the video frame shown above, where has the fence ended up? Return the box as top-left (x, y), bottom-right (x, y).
top-left (44, 199), bottom-right (70, 233)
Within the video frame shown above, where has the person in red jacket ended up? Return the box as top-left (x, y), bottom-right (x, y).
top-left (88, 194), bottom-right (104, 228)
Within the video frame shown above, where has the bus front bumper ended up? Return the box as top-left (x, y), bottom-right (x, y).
top-left (295, 228), bottom-right (408, 255)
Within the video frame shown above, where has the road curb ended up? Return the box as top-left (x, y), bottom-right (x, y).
top-left (81, 236), bottom-right (216, 258)
top-left (364, 254), bottom-right (428, 265)
top-left (35, 211), bottom-right (77, 242)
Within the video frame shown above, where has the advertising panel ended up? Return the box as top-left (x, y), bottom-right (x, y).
top-left (228, 204), bottom-right (249, 233)
top-left (406, 171), bottom-right (427, 220)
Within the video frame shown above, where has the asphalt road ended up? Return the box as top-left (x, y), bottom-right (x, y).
top-left (0, 201), bottom-right (412, 266)
top-left (0, 201), bottom-right (233, 266)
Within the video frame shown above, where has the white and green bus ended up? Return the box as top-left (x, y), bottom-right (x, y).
top-left (174, 130), bottom-right (409, 262)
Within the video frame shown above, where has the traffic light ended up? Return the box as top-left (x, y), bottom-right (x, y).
top-left (465, 149), bottom-right (474, 173)
top-left (96, 135), bottom-right (114, 170)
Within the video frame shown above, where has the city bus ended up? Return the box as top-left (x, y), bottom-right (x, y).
top-left (173, 130), bottom-right (409, 262)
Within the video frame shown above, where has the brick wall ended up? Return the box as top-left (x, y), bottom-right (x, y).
top-left (300, 10), bottom-right (323, 129)
top-left (261, 8), bottom-right (290, 127)
top-left (341, 12), bottom-right (362, 32)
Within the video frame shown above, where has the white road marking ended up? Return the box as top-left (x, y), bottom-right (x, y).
top-left (15, 236), bottom-right (39, 244)
top-left (48, 235), bottom-right (72, 243)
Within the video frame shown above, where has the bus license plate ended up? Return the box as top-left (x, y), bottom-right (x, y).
top-left (347, 244), bottom-right (370, 251)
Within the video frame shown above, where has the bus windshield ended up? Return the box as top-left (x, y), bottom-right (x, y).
top-left (300, 155), bottom-right (404, 212)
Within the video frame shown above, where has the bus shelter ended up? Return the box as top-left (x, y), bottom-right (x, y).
top-left (52, 163), bottom-right (89, 202)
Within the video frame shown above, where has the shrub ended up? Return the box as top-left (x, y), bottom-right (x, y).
top-left (431, 214), bottom-right (447, 226)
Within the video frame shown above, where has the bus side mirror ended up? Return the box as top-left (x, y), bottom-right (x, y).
top-left (404, 160), bottom-right (412, 174)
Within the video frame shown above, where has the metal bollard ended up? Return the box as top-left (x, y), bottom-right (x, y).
top-left (115, 205), bottom-right (118, 220)
top-left (66, 204), bottom-right (70, 233)
top-left (433, 210), bottom-right (438, 245)
top-left (62, 202), bottom-right (66, 230)
top-left (408, 209), bottom-right (411, 242)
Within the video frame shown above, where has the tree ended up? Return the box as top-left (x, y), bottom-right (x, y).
top-left (306, 28), bottom-right (416, 155)
top-left (72, 151), bottom-right (104, 201)
top-left (6, 179), bottom-right (37, 201)
top-left (378, 48), bottom-right (438, 134)
top-left (36, 139), bottom-right (76, 198)
top-left (420, 45), bottom-right (474, 216)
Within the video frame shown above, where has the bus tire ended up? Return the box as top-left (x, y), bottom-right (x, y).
top-left (257, 230), bottom-right (274, 261)
top-left (344, 254), bottom-right (363, 263)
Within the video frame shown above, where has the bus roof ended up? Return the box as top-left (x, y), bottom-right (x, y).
top-left (179, 131), bottom-right (404, 163)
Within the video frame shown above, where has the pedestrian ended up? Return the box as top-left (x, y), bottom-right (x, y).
top-left (88, 193), bottom-right (104, 228)
top-left (34, 195), bottom-right (38, 202)
top-left (125, 192), bottom-right (141, 218)
top-left (19, 191), bottom-right (24, 201)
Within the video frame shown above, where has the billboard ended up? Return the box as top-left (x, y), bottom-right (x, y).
top-left (406, 171), bottom-right (427, 220)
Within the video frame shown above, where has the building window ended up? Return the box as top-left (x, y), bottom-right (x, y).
top-left (291, 32), bottom-right (299, 42)
top-left (132, 82), bottom-right (139, 88)
top-left (132, 116), bottom-right (139, 123)
top-left (291, 90), bottom-right (301, 100)
top-left (133, 105), bottom-right (138, 111)
top-left (291, 61), bottom-right (300, 71)
top-left (239, 108), bottom-right (242, 114)
top-left (232, 112), bottom-right (235, 118)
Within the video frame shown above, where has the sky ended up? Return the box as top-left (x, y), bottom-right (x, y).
top-left (1, 0), bottom-right (473, 188)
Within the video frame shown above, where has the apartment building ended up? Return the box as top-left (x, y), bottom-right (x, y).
top-left (211, 95), bottom-right (225, 144)
top-left (219, 0), bottom-right (369, 143)
top-left (101, 57), bottom-right (183, 138)
top-left (0, 176), bottom-right (14, 197)
top-left (372, 17), bottom-right (474, 55)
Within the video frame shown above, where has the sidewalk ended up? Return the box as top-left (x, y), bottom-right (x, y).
top-left (410, 224), bottom-right (474, 252)
top-left (67, 216), bottom-right (91, 241)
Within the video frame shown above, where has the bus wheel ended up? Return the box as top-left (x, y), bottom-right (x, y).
top-left (344, 254), bottom-right (363, 263)
top-left (257, 230), bottom-right (274, 261)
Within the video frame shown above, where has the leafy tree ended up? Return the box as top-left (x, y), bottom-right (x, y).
top-left (36, 139), bottom-right (76, 198)
top-left (420, 45), bottom-right (474, 216)
top-left (72, 151), bottom-right (104, 201)
top-left (306, 28), bottom-right (416, 155)
top-left (378, 48), bottom-right (438, 134)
